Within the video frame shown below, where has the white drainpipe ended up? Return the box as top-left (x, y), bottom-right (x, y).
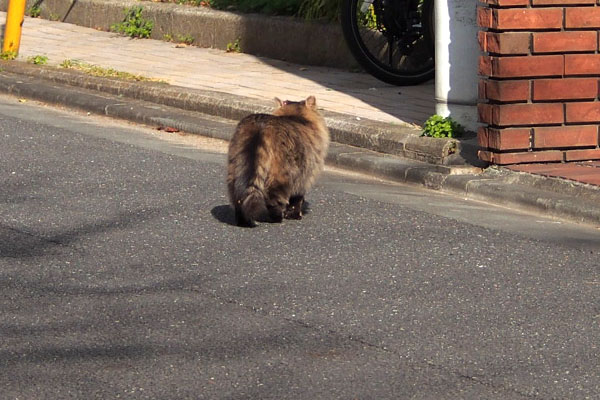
top-left (434, 0), bottom-right (480, 132)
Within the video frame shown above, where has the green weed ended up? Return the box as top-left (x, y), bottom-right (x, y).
top-left (176, 0), bottom-right (207, 5)
top-left (27, 55), bottom-right (48, 65)
top-left (60, 59), bottom-right (166, 83)
top-left (298, 0), bottom-right (340, 21)
top-left (111, 6), bottom-right (154, 38)
top-left (358, 4), bottom-right (377, 29)
top-left (422, 115), bottom-right (465, 138)
top-left (26, 5), bottom-right (42, 18)
top-left (209, 0), bottom-right (299, 15)
top-left (0, 51), bottom-right (17, 60)
top-left (164, 33), bottom-right (195, 45)
top-left (59, 59), bottom-right (76, 68)
top-left (176, 34), bottom-right (195, 45)
top-left (226, 38), bottom-right (241, 53)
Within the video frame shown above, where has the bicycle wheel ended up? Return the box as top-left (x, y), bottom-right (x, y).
top-left (341, 0), bottom-right (435, 86)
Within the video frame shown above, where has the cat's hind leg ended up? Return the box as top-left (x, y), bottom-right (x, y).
top-left (266, 186), bottom-right (289, 223)
top-left (235, 204), bottom-right (256, 228)
top-left (284, 195), bottom-right (304, 220)
top-left (266, 203), bottom-right (284, 223)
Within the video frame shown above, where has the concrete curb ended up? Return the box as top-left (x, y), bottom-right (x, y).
top-left (1, 63), bottom-right (600, 227)
top-left (0, 61), bottom-right (469, 165)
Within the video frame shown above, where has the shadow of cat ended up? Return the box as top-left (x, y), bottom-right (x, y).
top-left (210, 202), bottom-right (311, 227)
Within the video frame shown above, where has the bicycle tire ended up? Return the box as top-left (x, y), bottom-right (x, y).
top-left (422, 0), bottom-right (435, 55)
top-left (341, 0), bottom-right (435, 86)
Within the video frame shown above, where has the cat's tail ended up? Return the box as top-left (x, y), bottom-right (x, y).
top-left (239, 143), bottom-right (271, 224)
top-left (240, 186), bottom-right (266, 224)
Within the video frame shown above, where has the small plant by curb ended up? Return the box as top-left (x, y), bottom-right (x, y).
top-left (173, 0), bottom-right (208, 6)
top-left (28, 55), bottom-right (48, 65)
top-left (60, 59), bottom-right (166, 83)
top-left (27, 5), bottom-right (42, 18)
top-left (176, 34), bottom-right (195, 45)
top-left (226, 38), bottom-right (241, 53)
top-left (164, 33), bottom-right (195, 45)
top-left (0, 51), bottom-right (17, 61)
top-left (422, 115), bottom-right (464, 138)
top-left (298, 0), bottom-right (340, 21)
top-left (111, 6), bottom-right (154, 38)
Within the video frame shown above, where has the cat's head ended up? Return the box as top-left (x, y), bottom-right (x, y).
top-left (273, 96), bottom-right (318, 116)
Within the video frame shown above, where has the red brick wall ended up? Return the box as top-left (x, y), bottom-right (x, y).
top-left (477, 0), bottom-right (600, 165)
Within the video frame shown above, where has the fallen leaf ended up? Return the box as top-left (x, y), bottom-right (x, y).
top-left (18, 98), bottom-right (27, 103)
top-left (157, 126), bottom-right (180, 133)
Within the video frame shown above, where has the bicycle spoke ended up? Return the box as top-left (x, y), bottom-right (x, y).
top-left (388, 37), bottom-right (393, 67)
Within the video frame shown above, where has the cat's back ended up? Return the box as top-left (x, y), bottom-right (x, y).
top-left (229, 113), bottom-right (275, 158)
top-left (231, 113), bottom-right (303, 151)
top-left (232, 113), bottom-right (274, 140)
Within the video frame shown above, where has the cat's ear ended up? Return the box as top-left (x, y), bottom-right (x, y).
top-left (275, 97), bottom-right (284, 108)
top-left (306, 96), bottom-right (317, 109)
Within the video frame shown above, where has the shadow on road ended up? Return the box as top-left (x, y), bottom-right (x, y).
top-left (210, 204), bottom-right (237, 226)
top-left (210, 202), bottom-right (312, 227)
top-left (0, 208), bottom-right (160, 259)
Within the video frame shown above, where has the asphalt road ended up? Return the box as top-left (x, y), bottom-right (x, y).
top-left (1, 94), bottom-right (599, 399)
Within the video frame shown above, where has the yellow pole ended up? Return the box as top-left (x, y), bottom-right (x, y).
top-left (2, 0), bottom-right (27, 55)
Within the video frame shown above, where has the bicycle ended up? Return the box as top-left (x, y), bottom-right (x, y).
top-left (341, 0), bottom-right (435, 86)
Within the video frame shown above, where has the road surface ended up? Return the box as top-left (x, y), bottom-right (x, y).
top-left (1, 94), bottom-right (599, 399)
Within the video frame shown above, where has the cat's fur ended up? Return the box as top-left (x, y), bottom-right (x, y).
top-left (227, 96), bottom-right (330, 227)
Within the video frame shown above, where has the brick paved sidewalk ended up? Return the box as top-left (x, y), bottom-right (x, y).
top-left (6, 13), bottom-right (435, 126)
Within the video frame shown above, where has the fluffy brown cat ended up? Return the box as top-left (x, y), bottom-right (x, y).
top-left (227, 96), bottom-right (330, 227)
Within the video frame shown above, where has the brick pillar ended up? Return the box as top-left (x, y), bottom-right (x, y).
top-left (477, 0), bottom-right (600, 165)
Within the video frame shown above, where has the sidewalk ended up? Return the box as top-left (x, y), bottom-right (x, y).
top-left (2, 11), bottom-right (600, 227)
top-left (8, 12), bottom-right (434, 127)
